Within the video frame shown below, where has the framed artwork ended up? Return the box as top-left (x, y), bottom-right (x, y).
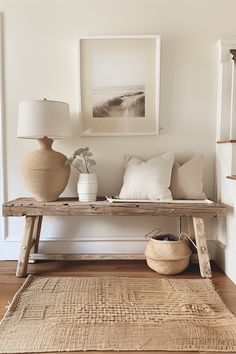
top-left (78, 35), bottom-right (161, 136)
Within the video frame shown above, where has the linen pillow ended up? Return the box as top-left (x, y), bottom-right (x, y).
top-left (170, 155), bottom-right (206, 199)
top-left (119, 152), bottom-right (175, 200)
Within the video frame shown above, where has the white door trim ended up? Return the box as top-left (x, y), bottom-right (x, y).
top-left (0, 13), bottom-right (8, 259)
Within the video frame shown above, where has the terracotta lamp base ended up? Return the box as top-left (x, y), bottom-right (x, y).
top-left (22, 137), bottom-right (70, 202)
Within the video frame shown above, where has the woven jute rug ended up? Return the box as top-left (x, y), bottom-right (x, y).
top-left (0, 276), bottom-right (236, 353)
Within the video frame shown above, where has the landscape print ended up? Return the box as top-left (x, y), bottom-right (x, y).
top-left (92, 85), bottom-right (145, 118)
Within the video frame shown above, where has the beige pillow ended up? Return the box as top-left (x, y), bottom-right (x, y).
top-left (119, 152), bottom-right (175, 200)
top-left (170, 155), bottom-right (206, 200)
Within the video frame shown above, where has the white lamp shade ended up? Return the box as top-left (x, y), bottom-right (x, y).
top-left (17, 99), bottom-right (71, 138)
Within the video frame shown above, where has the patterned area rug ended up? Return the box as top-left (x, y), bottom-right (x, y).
top-left (0, 276), bottom-right (236, 353)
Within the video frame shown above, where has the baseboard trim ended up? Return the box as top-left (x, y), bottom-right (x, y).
top-left (214, 240), bottom-right (236, 284)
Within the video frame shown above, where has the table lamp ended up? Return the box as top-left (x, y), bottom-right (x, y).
top-left (17, 99), bottom-right (71, 202)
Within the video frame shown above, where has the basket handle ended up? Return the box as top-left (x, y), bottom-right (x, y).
top-left (145, 227), bottom-right (161, 239)
top-left (180, 232), bottom-right (197, 250)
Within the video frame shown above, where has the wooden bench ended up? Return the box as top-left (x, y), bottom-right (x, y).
top-left (2, 197), bottom-right (227, 278)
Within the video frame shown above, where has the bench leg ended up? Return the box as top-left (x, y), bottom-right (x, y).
top-left (29, 216), bottom-right (43, 264)
top-left (16, 216), bottom-right (36, 277)
top-left (192, 217), bottom-right (212, 278)
top-left (32, 216), bottom-right (43, 254)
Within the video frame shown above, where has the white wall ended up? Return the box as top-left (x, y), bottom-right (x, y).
top-left (1, 0), bottom-right (236, 260)
top-left (215, 38), bottom-right (236, 284)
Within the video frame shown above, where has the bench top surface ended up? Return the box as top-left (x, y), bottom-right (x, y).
top-left (2, 197), bottom-right (227, 217)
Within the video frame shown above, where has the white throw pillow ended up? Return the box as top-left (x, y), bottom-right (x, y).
top-left (119, 152), bottom-right (175, 200)
top-left (170, 155), bottom-right (206, 199)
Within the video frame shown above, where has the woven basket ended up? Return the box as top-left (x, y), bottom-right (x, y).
top-left (145, 234), bottom-right (192, 275)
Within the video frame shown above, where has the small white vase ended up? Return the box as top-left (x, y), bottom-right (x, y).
top-left (77, 173), bottom-right (98, 202)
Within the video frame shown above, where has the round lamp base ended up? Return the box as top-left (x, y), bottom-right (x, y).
top-left (22, 138), bottom-right (70, 202)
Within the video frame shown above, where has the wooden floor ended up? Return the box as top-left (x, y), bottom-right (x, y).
top-left (0, 260), bottom-right (236, 354)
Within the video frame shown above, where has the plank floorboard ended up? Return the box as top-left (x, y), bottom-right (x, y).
top-left (0, 260), bottom-right (235, 354)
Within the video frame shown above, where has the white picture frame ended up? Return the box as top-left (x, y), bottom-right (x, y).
top-left (78, 35), bottom-right (161, 136)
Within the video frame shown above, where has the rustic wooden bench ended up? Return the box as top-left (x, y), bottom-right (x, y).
top-left (2, 197), bottom-right (227, 278)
